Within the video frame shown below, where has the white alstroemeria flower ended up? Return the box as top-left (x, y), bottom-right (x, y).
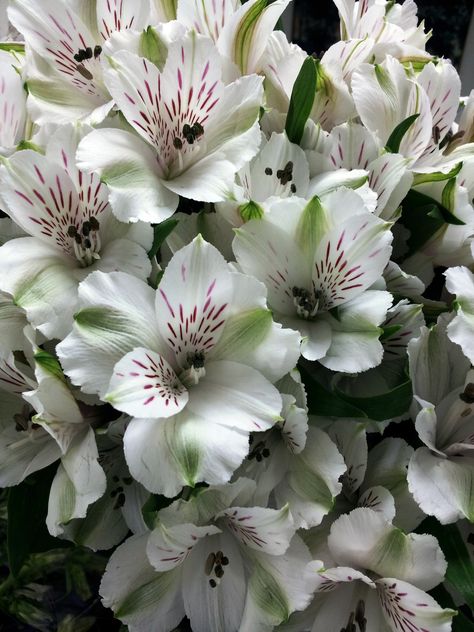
top-left (235, 372), bottom-right (346, 528)
top-left (307, 507), bottom-right (453, 632)
top-left (7, 0), bottom-right (151, 124)
top-left (233, 189), bottom-right (393, 372)
top-left (407, 315), bottom-right (474, 524)
top-left (352, 56), bottom-right (432, 165)
top-left (100, 479), bottom-right (320, 632)
top-left (324, 419), bottom-right (424, 531)
top-left (0, 50), bottom-right (27, 155)
top-left (57, 236), bottom-right (301, 496)
top-left (445, 266), bottom-right (474, 364)
top-left (62, 418), bottom-right (150, 551)
top-left (0, 124), bottom-right (152, 339)
top-left (307, 122), bottom-right (413, 220)
top-left (216, 132), bottom-right (310, 227)
top-left (0, 353), bottom-right (61, 486)
top-left (334, 0), bottom-right (431, 61)
top-left (76, 30), bottom-right (264, 223)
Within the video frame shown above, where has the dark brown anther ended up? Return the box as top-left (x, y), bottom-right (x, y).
top-left (290, 184), bottom-right (297, 193)
top-left (84, 238), bottom-right (92, 249)
top-left (89, 215), bottom-right (100, 230)
top-left (204, 552), bottom-right (215, 575)
top-left (186, 134), bottom-right (195, 145)
top-left (67, 224), bottom-right (77, 237)
top-left (82, 221), bottom-right (91, 236)
top-left (94, 45), bottom-right (102, 58)
top-left (264, 167), bottom-right (272, 175)
top-left (173, 137), bottom-right (183, 149)
top-left (215, 565), bottom-right (224, 579)
top-left (221, 556), bottom-right (229, 566)
top-left (192, 122), bottom-right (204, 137)
top-left (85, 46), bottom-right (93, 59)
top-left (74, 52), bottom-right (83, 62)
top-left (209, 579), bottom-right (217, 588)
top-left (262, 448), bottom-right (270, 458)
top-left (76, 63), bottom-right (94, 81)
top-left (75, 234), bottom-right (82, 244)
top-left (182, 124), bottom-right (192, 136)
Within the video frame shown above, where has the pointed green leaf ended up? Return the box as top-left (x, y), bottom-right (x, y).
top-left (385, 114), bottom-right (420, 153)
top-left (285, 56), bottom-right (318, 144)
top-left (148, 217), bottom-right (179, 260)
top-left (295, 196), bottom-right (325, 253)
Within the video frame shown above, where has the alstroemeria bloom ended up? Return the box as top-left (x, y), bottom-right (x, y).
top-left (306, 507), bottom-right (453, 632)
top-left (100, 479), bottom-right (320, 632)
top-left (76, 29), bottom-right (264, 223)
top-left (0, 124), bottom-right (152, 338)
top-left (0, 50), bottom-right (27, 155)
top-left (407, 314), bottom-right (474, 524)
top-left (233, 189), bottom-right (393, 371)
top-left (8, 0), bottom-right (151, 124)
top-left (57, 236), bottom-right (301, 496)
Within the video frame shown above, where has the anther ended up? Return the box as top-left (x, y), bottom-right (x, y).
top-left (265, 167), bottom-right (272, 175)
top-left (205, 552), bottom-right (216, 576)
top-left (221, 556), bottom-right (229, 566)
top-left (76, 63), bottom-right (94, 81)
top-left (262, 448), bottom-right (270, 458)
top-left (82, 221), bottom-right (91, 236)
top-left (84, 238), bottom-right (92, 249)
top-left (186, 134), bottom-right (195, 145)
top-left (94, 45), bottom-right (102, 58)
top-left (192, 122), bottom-right (204, 137)
top-left (89, 216), bottom-right (100, 230)
top-left (215, 565), bottom-right (224, 578)
top-left (209, 579), bottom-right (217, 588)
top-left (182, 124), bottom-right (192, 137)
top-left (290, 184), bottom-right (297, 193)
top-left (74, 234), bottom-right (82, 244)
top-left (173, 137), bottom-right (183, 150)
top-left (67, 224), bottom-right (77, 237)
top-left (85, 47), bottom-right (93, 59)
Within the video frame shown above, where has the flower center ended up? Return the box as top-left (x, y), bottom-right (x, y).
top-left (292, 286), bottom-right (319, 319)
top-left (204, 550), bottom-right (230, 588)
top-left (179, 351), bottom-right (207, 387)
top-left (341, 599), bottom-right (367, 632)
top-left (68, 215), bottom-right (101, 267)
top-left (248, 435), bottom-right (271, 462)
top-left (264, 161), bottom-right (298, 194)
top-left (73, 45), bottom-right (102, 81)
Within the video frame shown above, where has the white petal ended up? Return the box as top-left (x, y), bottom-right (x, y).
top-left (445, 266), bottom-right (474, 365)
top-left (57, 271), bottom-right (164, 397)
top-left (76, 128), bottom-right (178, 223)
top-left (0, 50), bottom-right (26, 149)
top-left (147, 522), bottom-right (221, 572)
top-left (100, 534), bottom-right (184, 632)
top-left (377, 578), bottom-right (455, 632)
top-left (106, 347), bottom-right (188, 418)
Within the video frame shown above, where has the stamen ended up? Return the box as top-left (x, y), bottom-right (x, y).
top-left (290, 184), bottom-right (297, 194)
top-left (85, 47), bottom-right (93, 59)
top-left (82, 220), bottom-right (91, 236)
top-left (67, 224), bottom-right (78, 237)
top-left (89, 215), bottom-right (100, 230)
top-left (94, 45), bottom-right (102, 58)
top-left (204, 550), bottom-right (229, 587)
top-left (264, 167), bottom-right (272, 175)
top-left (292, 286), bottom-right (318, 319)
top-left (173, 137), bottom-right (183, 149)
top-left (76, 63), bottom-right (94, 81)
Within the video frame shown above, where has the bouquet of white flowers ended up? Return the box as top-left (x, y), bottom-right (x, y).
top-left (0, 0), bottom-right (473, 630)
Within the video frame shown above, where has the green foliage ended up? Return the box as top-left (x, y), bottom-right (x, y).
top-left (285, 56), bottom-right (317, 144)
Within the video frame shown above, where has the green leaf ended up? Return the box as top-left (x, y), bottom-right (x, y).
top-left (334, 371), bottom-right (413, 421)
top-left (385, 113), bottom-right (420, 153)
top-left (299, 363), bottom-right (368, 418)
top-left (400, 189), bottom-right (465, 257)
top-left (441, 177), bottom-right (456, 213)
top-left (419, 517), bottom-right (474, 612)
top-left (148, 218), bottom-right (179, 260)
top-left (285, 56), bottom-right (318, 145)
top-left (7, 463), bottom-right (66, 577)
top-left (139, 26), bottom-right (168, 70)
top-left (141, 494), bottom-right (174, 531)
top-left (412, 162), bottom-right (463, 186)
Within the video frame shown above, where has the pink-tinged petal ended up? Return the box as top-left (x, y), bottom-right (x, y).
top-left (377, 578), bottom-right (454, 632)
top-left (106, 347), bottom-right (188, 418)
top-left (8, 0), bottom-right (107, 103)
top-left (0, 51), bottom-right (26, 150)
top-left (157, 237), bottom-right (233, 368)
top-left (96, 0), bottom-right (150, 41)
top-left (177, 0), bottom-right (239, 42)
top-left (322, 37), bottom-right (375, 83)
top-left (326, 122), bottom-right (379, 171)
top-left (103, 31), bottom-right (224, 175)
top-left (146, 522), bottom-right (221, 572)
top-left (312, 213), bottom-right (392, 310)
top-left (218, 505), bottom-right (294, 555)
top-left (0, 150), bottom-right (106, 258)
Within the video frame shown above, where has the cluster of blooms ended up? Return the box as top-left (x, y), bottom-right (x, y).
top-left (0, 0), bottom-right (474, 630)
